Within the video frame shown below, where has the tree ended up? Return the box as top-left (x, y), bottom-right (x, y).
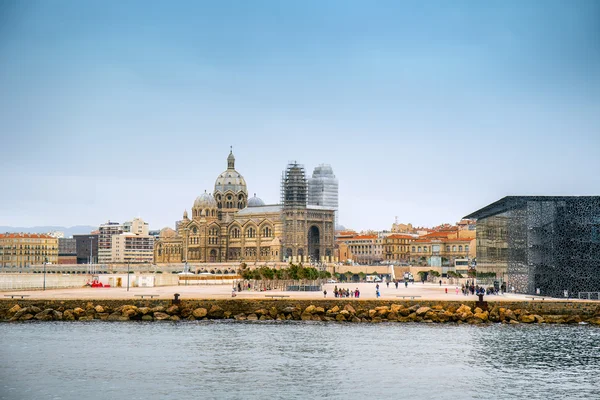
top-left (358, 272), bottom-right (366, 282)
top-left (345, 271), bottom-right (353, 282)
top-left (428, 270), bottom-right (440, 278)
top-left (417, 271), bottom-right (428, 282)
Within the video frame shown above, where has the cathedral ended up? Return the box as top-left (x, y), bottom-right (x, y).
top-left (154, 150), bottom-right (336, 264)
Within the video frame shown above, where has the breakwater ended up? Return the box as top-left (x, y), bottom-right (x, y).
top-left (2, 299), bottom-right (600, 324)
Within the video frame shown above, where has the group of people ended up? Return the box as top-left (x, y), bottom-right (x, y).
top-left (458, 283), bottom-right (498, 296)
top-left (327, 286), bottom-right (361, 298)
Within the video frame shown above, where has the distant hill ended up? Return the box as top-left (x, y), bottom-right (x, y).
top-left (0, 226), bottom-right (98, 238)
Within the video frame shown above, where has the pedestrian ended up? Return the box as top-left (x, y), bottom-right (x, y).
top-left (386, 281), bottom-right (390, 288)
top-left (376, 289), bottom-right (380, 298)
top-left (445, 288), bottom-right (448, 294)
top-left (439, 280), bottom-right (442, 286)
top-left (395, 281), bottom-right (399, 289)
top-left (405, 281), bottom-right (408, 288)
top-left (455, 286), bottom-right (459, 295)
top-left (323, 289), bottom-right (327, 298)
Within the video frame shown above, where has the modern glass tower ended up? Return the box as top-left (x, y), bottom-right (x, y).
top-left (308, 164), bottom-right (339, 228)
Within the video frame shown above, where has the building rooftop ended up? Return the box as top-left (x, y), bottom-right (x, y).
top-left (236, 204), bottom-right (282, 215)
top-left (0, 233), bottom-right (54, 239)
top-left (464, 196), bottom-right (600, 220)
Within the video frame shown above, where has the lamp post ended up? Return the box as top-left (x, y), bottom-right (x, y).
top-left (43, 256), bottom-right (47, 291)
top-left (127, 262), bottom-right (130, 291)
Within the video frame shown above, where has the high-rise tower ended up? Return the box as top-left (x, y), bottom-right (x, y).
top-left (308, 164), bottom-right (339, 228)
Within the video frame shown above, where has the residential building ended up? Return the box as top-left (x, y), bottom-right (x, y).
top-left (464, 196), bottom-right (600, 296)
top-left (98, 222), bottom-right (124, 263)
top-left (343, 235), bottom-right (379, 264)
top-left (0, 233), bottom-right (58, 269)
top-left (111, 233), bottom-right (155, 264)
top-left (383, 234), bottom-right (413, 262)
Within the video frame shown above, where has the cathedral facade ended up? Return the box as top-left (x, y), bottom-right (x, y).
top-left (154, 151), bottom-right (335, 264)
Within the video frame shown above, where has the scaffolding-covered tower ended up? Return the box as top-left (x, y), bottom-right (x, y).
top-left (281, 162), bottom-right (307, 208)
top-left (280, 162), bottom-right (308, 262)
top-left (308, 164), bottom-right (339, 228)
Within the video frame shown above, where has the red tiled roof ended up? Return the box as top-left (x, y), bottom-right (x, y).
top-left (347, 235), bottom-right (377, 240)
top-left (386, 234), bottom-right (414, 239)
top-left (0, 233), bottom-right (54, 239)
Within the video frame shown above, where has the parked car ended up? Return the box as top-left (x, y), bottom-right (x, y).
top-left (327, 279), bottom-right (337, 284)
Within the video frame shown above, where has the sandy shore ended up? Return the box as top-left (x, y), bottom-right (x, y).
top-left (1, 282), bottom-right (574, 302)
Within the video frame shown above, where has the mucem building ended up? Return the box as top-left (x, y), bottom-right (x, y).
top-left (464, 196), bottom-right (600, 298)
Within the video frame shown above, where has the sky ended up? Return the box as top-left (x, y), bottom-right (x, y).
top-left (0, 0), bottom-right (599, 232)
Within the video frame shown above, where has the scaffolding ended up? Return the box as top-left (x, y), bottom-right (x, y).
top-left (280, 162), bottom-right (308, 262)
top-left (281, 162), bottom-right (307, 208)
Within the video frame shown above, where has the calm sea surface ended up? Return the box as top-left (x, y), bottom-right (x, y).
top-left (1, 321), bottom-right (599, 400)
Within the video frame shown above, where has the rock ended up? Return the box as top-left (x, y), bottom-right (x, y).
top-left (208, 305), bottom-right (224, 319)
top-left (224, 311), bottom-right (232, 319)
top-left (180, 308), bottom-right (192, 318)
top-left (456, 305), bottom-right (471, 314)
top-left (375, 306), bottom-right (390, 312)
top-left (282, 307), bottom-right (297, 314)
top-left (7, 304), bottom-right (21, 316)
top-left (63, 310), bottom-right (75, 321)
top-left (351, 316), bottom-right (361, 323)
top-left (73, 308), bottom-right (86, 318)
top-left (234, 314), bottom-right (247, 321)
top-left (166, 305), bottom-right (179, 315)
top-left (300, 313), bottom-right (313, 321)
top-left (52, 310), bottom-right (63, 320)
top-left (344, 304), bottom-right (356, 314)
top-left (259, 315), bottom-right (272, 320)
top-left (192, 308), bottom-right (208, 318)
top-left (247, 314), bottom-right (258, 321)
top-left (95, 305), bottom-right (105, 313)
top-left (34, 311), bottom-right (53, 321)
top-left (432, 305), bottom-right (444, 310)
top-left (170, 315), bottom-right (180, 321)
top-left (467, 317), bottom-right (484, 324)
top-left (416, 307), bottom-right (431, 317)
top-left (474, 307), bottom-right (483, 314)
top-left (565, 315), bottom-right (582, 324)
top-left (520, 314), bottom-right (535, 323)
top-left (398, 308), bottom-right (411, 317)
top-left (504, 309), bottom-right (517, 321)
top-left (327, 306), bottom-right (340, 314)
top-left (151, 306), bottom-right (165, 313)
top-left (154, 312), bottom-right (170, 321)
top-left (335, 313), bottom-right (346, 321)
top-left (407, 305), bottom-right (420, 312)
top-left (588, 317), bottom-right (600, 325)
top-left (19, 313), bottom-right (34, 321)
top-left (533, 315), bottom-right (544, 323)
top-left (304, 305), bottom-right (316, 314)
top-left (98, 313), bottom-right (110, 320)
top-left (387, 312), bottom-right (399, 321)
top-left (509, 320), bottom-right (520, 324)
top-left (390, 304), bottom-right (403, 313)
top-left (138, 307), bottom-right (151, 315)
top-left (254, 309), bottom-right (268, 316)
top-left (29, 306), bottom-right (41, 314)
top-left (473, 312), bottom-right (488, 322)
top-left (371, 317), bottom-right (383, 323)
top-left (368, 310), bottom-right (377, 318)
top-left (269, 307), bottom-right (278, 318)
top-left (107, 312), bottom-right (124, 321)
top-left (314, 307), bottom-right (325, 315)
top-left (141, 315), bottom-right (154, 321)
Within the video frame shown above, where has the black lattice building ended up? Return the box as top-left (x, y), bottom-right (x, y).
top-left (464, 196), bottom-right (600, 297)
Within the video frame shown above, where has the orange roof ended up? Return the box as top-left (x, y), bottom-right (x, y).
top-left (0, 233), bottom-right (54, 239)
top-left (386, 234), bottom-right (414, 239)
top-left (347, 235), bottom-right (377, 240)
top-left (412, 237), bottom-right (472, 243)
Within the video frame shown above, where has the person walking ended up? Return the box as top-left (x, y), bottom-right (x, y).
top-left (323, 289), bottom-right (327, 298)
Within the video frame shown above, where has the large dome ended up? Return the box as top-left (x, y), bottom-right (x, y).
top-left (194, 192), bottom-right (217, 208)
top-left (214, 150), bottom-right (247, 194)
top-left (248, 193), bottom-right (265, 207)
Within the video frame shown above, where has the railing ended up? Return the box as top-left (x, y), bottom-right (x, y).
top-left (578, 292), bottom-right (600, 300)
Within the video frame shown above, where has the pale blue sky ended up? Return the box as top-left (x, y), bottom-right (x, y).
top-left (1, 0), bottom-right (599, 231)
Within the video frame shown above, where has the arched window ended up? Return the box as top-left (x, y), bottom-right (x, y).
top-left (230, 228), bottom-right (240, 239)
top-left (446, 245), bottom-right (450, 252)
top-left (412, 246), bottom-right (416, 252)
top-left (246, 227), bottom-right (255, 238)
top-left (465, 245), bottom-right (469, 252)
top-left (452, 245), bottom-right (457, 252)
top-left (418, 246), bottom-right (422, 253)
top-left (423, 246), bottom-right (428, 252)
top-left (458, 245), bottom-right (463, 252)
top-left (262, 227), bottom-right (272, 237)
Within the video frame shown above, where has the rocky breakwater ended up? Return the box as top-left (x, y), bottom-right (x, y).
top-left (2, 300), bottom-right (600, 324)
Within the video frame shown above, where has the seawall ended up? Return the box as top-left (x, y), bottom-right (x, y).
top-left (2, 299), bottom-right (600, 324)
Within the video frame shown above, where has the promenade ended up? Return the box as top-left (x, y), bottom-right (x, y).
top-left (1, 281), bottom-right (573, 302)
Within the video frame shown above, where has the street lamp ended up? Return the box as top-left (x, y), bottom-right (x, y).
top-left (127, 262), bottom-right (130, 291)
top-left (43, 256), bottom-right (48, 291)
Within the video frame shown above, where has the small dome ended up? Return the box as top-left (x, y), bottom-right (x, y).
top-left (248, 193), bottom-right (265, 207)
top-left (194, 191), bottom-right (217, 208)
top-left (160, 227), bottom-right (177, 238)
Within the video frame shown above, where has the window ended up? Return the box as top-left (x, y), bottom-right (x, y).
top-left (412, 246), bottom-right (416, 252)
top-left (446, 245), bottom-right (450, 252)
top-left (417, 247), bottom-right (421, 252)
top-left (246, 227), bottom-right (255, 238)
top-left (465, 245), bottom-right (469, 252)
top-left (262, 227), bottom-right (272, 237)
top-left (458, 245), bottom-right (463, 252)
top-left (452, 245), bottom-right (457, 252)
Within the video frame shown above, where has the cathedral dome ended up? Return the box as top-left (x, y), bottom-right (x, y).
top-left (194, 191), bottom-right (217, 208)
top-left (248, 193), bottom-right (265, 207)
top-left (214, 149), bottom-right (247, 195)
